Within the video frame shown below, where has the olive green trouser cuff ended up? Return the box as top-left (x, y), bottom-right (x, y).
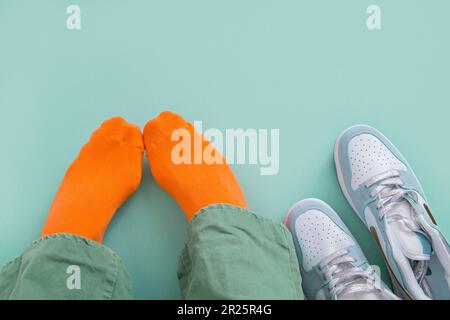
top-left (0, 233), bottom-right (132, 299)
top-left (0, 204), bottom-right (303, 300)
top-left (178, 204), bottom-right (303, 299)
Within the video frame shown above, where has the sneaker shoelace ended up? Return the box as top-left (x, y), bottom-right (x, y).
top-left (365, 169), bottom-right (433, 296)
top-left (365, 170), bottom-right (415, 222)
top-left (319, 249), bottom-right (376, 299)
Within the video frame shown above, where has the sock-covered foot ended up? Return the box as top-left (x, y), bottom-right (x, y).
top-left (143, 111), bottom-right (247, 220)
top-left (41, 117), bottom-right (144, 242)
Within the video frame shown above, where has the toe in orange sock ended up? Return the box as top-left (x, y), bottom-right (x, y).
top-left (42, 117), bottom-right (144, 242)
top-left (143, 111), bottom-right (247, 220)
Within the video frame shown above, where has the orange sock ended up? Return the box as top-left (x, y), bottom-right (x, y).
top-left (143, 111), bottom-right (247, 220)
top-left (41, 117), bottom-right (144, 242)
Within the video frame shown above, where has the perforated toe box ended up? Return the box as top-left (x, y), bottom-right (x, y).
top-left (295, 210), bottom-right (354, 271)
top-left (349, 134), bottom-right (407, 190)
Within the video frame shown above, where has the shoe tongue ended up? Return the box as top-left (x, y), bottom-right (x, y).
top-left (388, 201), bottom-right (432, 261)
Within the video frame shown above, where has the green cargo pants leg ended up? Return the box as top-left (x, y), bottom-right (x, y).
top-left (0, 204), bottom-right (303, 299)
top-left (178, 204), bottom-right (303, 299)
top-left (0, 234), bottom-right (132, 299)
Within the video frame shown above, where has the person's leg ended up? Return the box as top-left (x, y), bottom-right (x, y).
top-left (144, 111), bottom-right (247, 220)
top-left (42, 116), bottom-right (143, 242)
top-left (0, 117), bottom-right (142, 299)
top-left (144, 111), bottom-right (303, 299)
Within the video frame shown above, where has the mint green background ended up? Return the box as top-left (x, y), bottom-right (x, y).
top-left (1, 1), bottom-right (449, 299)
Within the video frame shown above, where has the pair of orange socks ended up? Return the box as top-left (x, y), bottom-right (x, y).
top-left (41, 112), bottom-right (247, 242)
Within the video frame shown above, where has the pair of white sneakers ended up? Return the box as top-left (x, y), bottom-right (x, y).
top-left (285, 125), bottom-right (450, 300)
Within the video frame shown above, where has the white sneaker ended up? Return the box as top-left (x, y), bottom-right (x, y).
top-left (334, 125), bottom-right (450, 299)
top-left (285, 198), bottom-right (399, 300)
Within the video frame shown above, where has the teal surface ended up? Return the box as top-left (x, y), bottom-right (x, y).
top-left (1, 1), bottom-right (450, 299)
